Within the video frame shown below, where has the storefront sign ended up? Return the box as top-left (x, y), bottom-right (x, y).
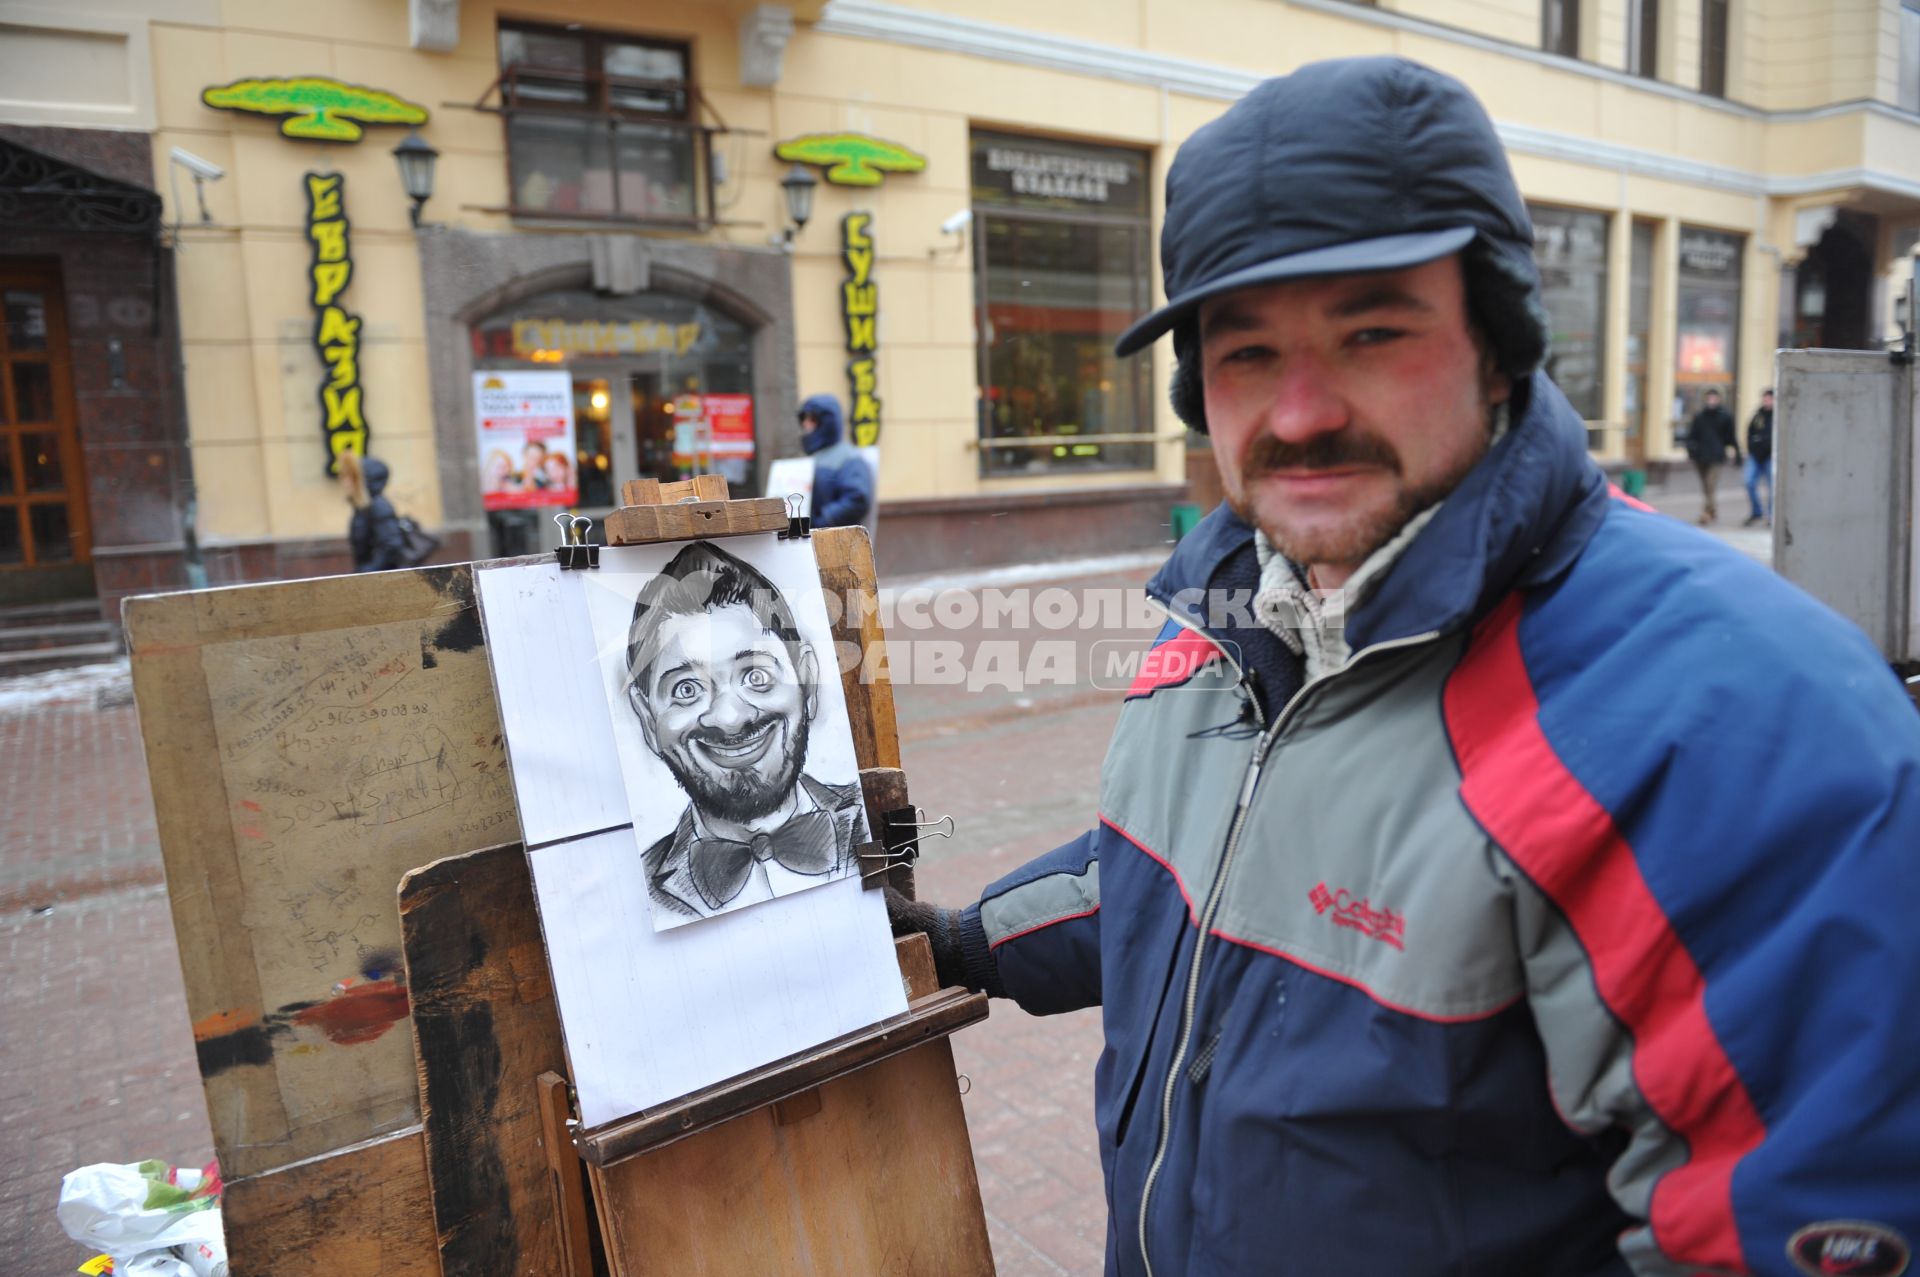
top-left (474, 370), bottom-right (579, 509)
top-left (305, 172), bottom-right (369, 474)
top-left (1679, 231), bottom-right (1741, 278)
top-left (203, 77), bottom-right (427, 143)
top-left (773, 133), bottom-right (926, 186)
top-left (842, 212), bottom-right (881, 447)
top-left (510, 318), bottom-right (701, 361)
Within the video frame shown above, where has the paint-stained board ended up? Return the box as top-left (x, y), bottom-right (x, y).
top-left (125, 563), bottom-right (521, 1182)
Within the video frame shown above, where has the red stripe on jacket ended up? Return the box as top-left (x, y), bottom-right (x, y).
top-left (1442, 593), bottom-right (1765, 1272)
top-left (1126, 629), bottom-right (1224, 698)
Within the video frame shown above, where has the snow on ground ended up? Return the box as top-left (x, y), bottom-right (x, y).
top-left (0, 659), bottom-right (132, 714)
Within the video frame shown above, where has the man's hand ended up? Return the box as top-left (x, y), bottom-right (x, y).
top-left (884, 886), bottom-right (973, 991)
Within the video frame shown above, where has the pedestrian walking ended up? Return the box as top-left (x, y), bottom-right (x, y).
top-left (342, 453), bottom-right (406, 573)
top-left (1745, 386), bottom-right (1775, 525)
top-left (892, 56), bottom-right (1920, 1275)
top-left (1686, 387), bottom-right (1740, 524)
top-left (798, 393), bottom-right (874, 529)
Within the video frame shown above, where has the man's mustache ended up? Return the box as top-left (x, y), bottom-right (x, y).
top-left (687, 714), bottom-right (784, 750)
top-left (1242, 431), bottom-right (1402, 478)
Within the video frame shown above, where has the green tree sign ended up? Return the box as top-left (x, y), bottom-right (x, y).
top-left (201, 77), bottom-right (428, 143)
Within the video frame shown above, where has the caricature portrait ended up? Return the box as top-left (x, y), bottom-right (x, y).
top-left (618, 541), bottom-right (868, 928)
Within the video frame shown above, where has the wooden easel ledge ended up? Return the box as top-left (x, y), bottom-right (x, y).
top-left (604, 475), bottom-right (788, 545)
top-left (578, 984), bottom-right (988, 1168)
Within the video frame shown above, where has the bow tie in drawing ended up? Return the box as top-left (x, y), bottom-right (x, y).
top-left (686, 808), bottom-right (838, 909)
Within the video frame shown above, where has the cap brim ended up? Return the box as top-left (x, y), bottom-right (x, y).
top-left (1113, 226), bottom-right (1478, 356)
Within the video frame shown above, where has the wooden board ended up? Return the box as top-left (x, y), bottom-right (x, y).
top-left (219, 1127), bottom-right (439, 1276)
top-left (816, 527), bottom-right (900, 772)
top-left (399, 842), bottom-right (574, 1277)
top-left (603, 497), bottom-right (788, 545)
top-left (125, 563), bottom-right (531, 1270)
top-left (587, 935), bottom-right (994, 1276)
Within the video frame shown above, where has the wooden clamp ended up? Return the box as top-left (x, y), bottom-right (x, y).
top-left (603, 475), bottom-right (788, 546)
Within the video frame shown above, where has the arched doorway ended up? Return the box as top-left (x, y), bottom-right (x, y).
top-left (419, 230), bottom-right (796, 555)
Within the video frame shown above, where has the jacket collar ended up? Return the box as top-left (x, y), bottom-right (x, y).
top-left (1148, 373), bottom-right (1609, 650)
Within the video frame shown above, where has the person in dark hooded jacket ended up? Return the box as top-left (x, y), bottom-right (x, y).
top-left (348, 456), bottom-right (407, 572)
top-left (798, 394), bottom-right (874, 529)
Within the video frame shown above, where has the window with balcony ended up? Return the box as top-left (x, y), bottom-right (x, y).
top-left (1627, 0), bottom-right (1659, 78)
top-left (495, 22), bottom-right (709, 225)
top-left (1699, 0), bottom-right (1729, 98)
top-left (1542, 0), bottom-right (1581, 58)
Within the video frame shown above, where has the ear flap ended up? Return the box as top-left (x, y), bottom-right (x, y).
top-left (1170, 324), bottom-right (1208, 433)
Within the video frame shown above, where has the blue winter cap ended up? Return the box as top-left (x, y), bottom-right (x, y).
top-left (1115, 57), bottom-right (1538, 357)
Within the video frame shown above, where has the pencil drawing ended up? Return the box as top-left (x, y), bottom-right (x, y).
top-left (621, 540), bottom-right (868, 926)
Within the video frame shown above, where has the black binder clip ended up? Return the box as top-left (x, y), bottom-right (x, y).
top-left (553, 513), bottom-right (599, 570)
top-left (778, 492), bottom-right (811, 541)
top-left (859, 807), bottom-right (955, 887)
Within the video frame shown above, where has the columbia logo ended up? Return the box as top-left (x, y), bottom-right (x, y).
top-left (1309, 881), bottom-right (1405, 951)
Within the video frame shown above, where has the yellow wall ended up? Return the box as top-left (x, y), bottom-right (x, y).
top-left (12, 0), bottom-right (1920, 545)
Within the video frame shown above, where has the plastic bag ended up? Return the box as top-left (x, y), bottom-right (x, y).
top-left (59, 1161), bottom-right (227, 1277)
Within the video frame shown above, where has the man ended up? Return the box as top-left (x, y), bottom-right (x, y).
top-left (1686, 387), bottom-right (1740, 524)
top-left (346, 455), bottom-right (405, 572)
top-left (625, 541), bottom-right (869, 922)
top-left (798, 393), bottom-right (875, 529)
top-left (895, 58), bottom-right (1920, 1275)
top-left (1745, 386), bottom-right (1776, 525)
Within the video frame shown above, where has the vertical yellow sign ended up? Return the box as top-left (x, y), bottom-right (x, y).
top-left (841, 212), bottom-right (881, 447)
top-left (305, 172), bottom-right (367, 473)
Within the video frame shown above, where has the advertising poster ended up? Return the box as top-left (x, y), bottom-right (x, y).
top-left (475, 370), bottom-right (578, 509)
top-left (671, 393), bottom-right (756, 485)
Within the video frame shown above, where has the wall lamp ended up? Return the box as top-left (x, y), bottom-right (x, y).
top-left (392, 129), bottom-right (439, 227)
top-left (780, 163), bottom-right (818, 249)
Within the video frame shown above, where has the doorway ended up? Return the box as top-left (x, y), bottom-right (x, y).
top-left (1, 262), bottom-right (91, 601)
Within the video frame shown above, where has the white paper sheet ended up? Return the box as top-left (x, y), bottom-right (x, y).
top-left (529, 826), bottom-right (905, 1127)
top-left (474, 552), bottom-right (908, 1128)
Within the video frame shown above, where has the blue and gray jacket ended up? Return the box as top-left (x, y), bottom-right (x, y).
top-left (956, 372), bottom-right (1920, 1275)
top-left (800, 393), bottom-right (874, 529)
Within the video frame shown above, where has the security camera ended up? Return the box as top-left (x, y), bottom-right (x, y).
top-left (170, 147), bottom-right (225, 181)
top-left (940, 209), bottom-right (972, 236)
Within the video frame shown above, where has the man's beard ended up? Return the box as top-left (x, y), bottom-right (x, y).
top-left (1228, 427), bottom-right (1483, 568)
top-left (662, 711), bottom-right (810, 825)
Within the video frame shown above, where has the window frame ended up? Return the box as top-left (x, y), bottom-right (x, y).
top-left (1542, 0), bottom-right (1581, 59)
top-left (1698, 0), bottom-right (1729, 99)
top-left (495, 20), bottom-right (712, 229)
top-left (969, 130), bottom-right (1156, 479)
top-left (1627, 0), bottom-right (1659, 79)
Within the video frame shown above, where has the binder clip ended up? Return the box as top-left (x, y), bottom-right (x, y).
top-left (553, 513), bottom-right (599, 570)
top-left (859, 807), bottom-right (955, 887)
top-left (778, 492), bottom-right (811, 541)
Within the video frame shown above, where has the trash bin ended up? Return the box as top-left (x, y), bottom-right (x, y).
top-left (1170, 502), bottom-right (1202, 540)
top-left (1620, 470), bottom-right (1647, 497)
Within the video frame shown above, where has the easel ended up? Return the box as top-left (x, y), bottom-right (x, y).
top-left (403, 475), bottom-right (995, 1276)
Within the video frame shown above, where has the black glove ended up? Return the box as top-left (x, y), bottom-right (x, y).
top-left (884, 886), bottom-right (972, 991)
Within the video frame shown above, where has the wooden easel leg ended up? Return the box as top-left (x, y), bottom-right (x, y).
top-left (538, 1071), bottom-right (595, 1277)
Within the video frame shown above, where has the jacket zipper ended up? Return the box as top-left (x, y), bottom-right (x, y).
top-left (1133, 626), bottom-right (1440, 1276)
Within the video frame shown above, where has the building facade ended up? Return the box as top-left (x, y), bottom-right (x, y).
top-left (3, 0), bottom-right (1917, 610)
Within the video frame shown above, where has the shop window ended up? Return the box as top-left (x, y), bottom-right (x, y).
top-left (1900, 0), bottom-right (1920, 113)
top-left (1675, 227), bottom-right (1743, 426)
top-left (1699, 0), bottom-right (1729, 98)
top-left (496, 22), bottom-right (708, 225)
top-left (1627, 0), bottom-right (1659, 78)
top-left (1543, 0), bottom-right (1581, 58)
top-left (470, 287), bottom-right (754, 512)
top-left (1530, 205), bottom-right (1609, 426)
top-left (970, 132), bottom-right (1153, 477)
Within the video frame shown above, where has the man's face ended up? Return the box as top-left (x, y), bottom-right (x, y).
top-left (630, 602), bottom-right (817, 825)
top-left (1197, 256), bottom-right (1509, 584)
top-left (1762, 391), bottom-right (1774, 409)
top-left (1705, 392), bottom-right (1721, 408)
